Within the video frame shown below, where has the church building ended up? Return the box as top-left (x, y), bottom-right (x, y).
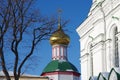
top-left (77, 0), bottom-right (120, 80)
top-left (41, 18), bottom-right (80, 80)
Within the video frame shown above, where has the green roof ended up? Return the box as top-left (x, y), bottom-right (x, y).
top-left (42, 60), bottom-right (79, 73)
top-left (97, 73), bottom-right (107, 80)
top-left (108, 68), bottom-right (120, 80)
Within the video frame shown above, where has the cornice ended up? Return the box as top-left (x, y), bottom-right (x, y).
top-left (77, 1), bottom-right (120, 39)
top-left (76, 15), bottom-right (93, 37)
top-left (42, 71), bottom-right (80, 77)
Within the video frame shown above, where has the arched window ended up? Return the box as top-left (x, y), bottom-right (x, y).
top-left (111, 26), bottom-right (119, 67)
top-left (114, 27), bottom-right (119, 67)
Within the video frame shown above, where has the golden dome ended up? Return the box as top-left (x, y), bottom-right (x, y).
top-left (50, 26), bottom-right (70, 45)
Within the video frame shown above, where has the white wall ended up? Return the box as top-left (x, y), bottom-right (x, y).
top-left (76, 0), bottom-right (120, 80)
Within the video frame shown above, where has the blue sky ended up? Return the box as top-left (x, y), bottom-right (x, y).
top-left (27, 0), bottom-right (92, 75)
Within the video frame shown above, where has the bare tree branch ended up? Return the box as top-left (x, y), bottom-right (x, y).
top-left (0, 0), bottom-right (68, 80)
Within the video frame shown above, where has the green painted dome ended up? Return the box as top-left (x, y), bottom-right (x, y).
top-left (42, 60), bottom-right (78, 73)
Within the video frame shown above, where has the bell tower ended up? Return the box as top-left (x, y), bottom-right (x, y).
top-left (41, 13), bottom-right (80, 80)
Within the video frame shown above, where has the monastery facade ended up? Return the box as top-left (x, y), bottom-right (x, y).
top-left (77, 0), bottom-right (120, 80)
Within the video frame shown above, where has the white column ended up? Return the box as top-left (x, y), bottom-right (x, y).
top-left (52, 47), bottom-right (56, 60)
top-left (57, 47), bottom-right (59, 59)
top-left (61, 47), bottom-right (64, 59)
top-left (52, 45), bottom-right (68, 60)
top-left (106, 39), bottom-right (112, 71)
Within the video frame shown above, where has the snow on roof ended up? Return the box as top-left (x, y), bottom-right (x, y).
top-left (0, 71), bottom-right (14, 76)
top-left (89, 76), bottom-right (98, 80)
top-left (0, 71), bottom-right (40, 77)
top-left (58, 59), bottom-right (67, 63)
top-left (101, 72), bottom-right (109, 79)
top-left (114, 67), bottom-right (120, 73)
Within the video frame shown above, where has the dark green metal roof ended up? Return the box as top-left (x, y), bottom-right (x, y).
top-left (97, 73), bottom-right (107, 80)
top-left (42, 60), bottom-right (78, 73)
top-left (108, 68), bottom-right (120, 80)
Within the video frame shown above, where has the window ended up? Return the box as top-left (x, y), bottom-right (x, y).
top-left (114, 27), bottom-right (119, 67)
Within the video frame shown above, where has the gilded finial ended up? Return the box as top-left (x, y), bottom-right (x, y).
top-left (57, 9), bottom-right (62, 29)
top-left (49, 9), bottom-right (70, 45)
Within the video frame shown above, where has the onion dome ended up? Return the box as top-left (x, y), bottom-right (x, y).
top-left (42, 60), bottom-right (79, 73)
top-left (50, 25), bottom-right (70, 45)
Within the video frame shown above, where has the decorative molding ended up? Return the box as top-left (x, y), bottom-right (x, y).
top-left (42, 71), bottom-right (80, 77)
